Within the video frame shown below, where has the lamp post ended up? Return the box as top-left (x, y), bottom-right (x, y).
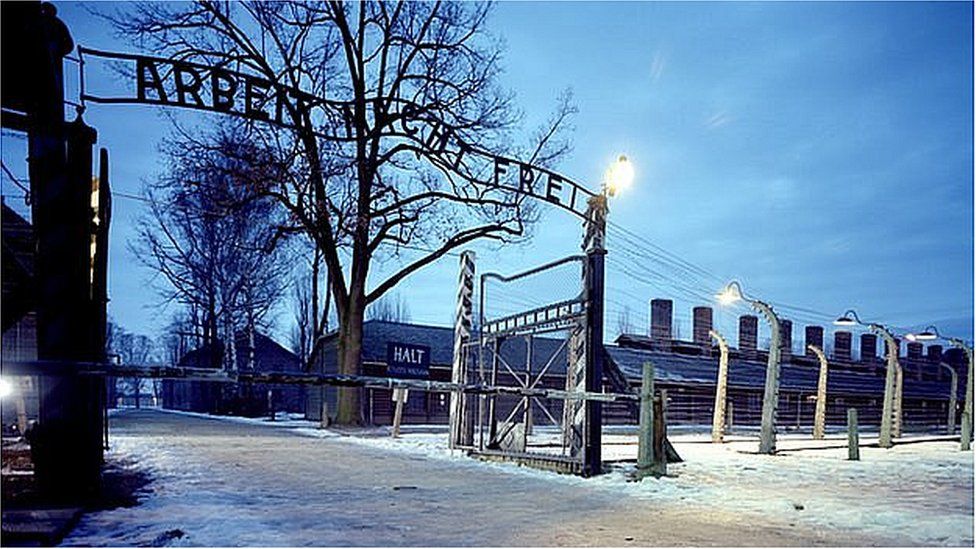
top-left (908, 326), bottom-right (972, 446)
top-left (807, 344), bottom-right (829, 440)
top-left (835, 310), bottom-right (901, 448)
top-left (571, 154), bottom-right (632, 476)
top-left (718, 281), bottom-right (781, 454)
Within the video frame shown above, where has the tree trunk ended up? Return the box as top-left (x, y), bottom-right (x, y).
top-left (312, 248), bottom-right (321, 336)
top-left (207, 298), bottom-right (219, 369)
top-left (335, 304), bottom-right (365, 426)
top-left (226, 315), bottom-right (238, 372)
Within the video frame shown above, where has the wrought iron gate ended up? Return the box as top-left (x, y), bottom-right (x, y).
top-left (449, 194), bottom-right (609, 476)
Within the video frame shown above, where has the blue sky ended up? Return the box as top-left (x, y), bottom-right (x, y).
top-left (2, 1), bottom-right (971, 349)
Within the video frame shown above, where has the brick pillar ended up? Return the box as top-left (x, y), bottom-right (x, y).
top-left (860, 333), bottom-right (877, 362)
top-left (907, 341), bottom-right (923, 360)
top-left (650, 299), bottom-right (673, 342)
top-left (739, 315), bottom-right (758, 353)
top-left (780, 319), bottom-right (793, 358)
top-left (692, 306), bottom-right (713, 346)
top-left (834, 331), bottom-right (852, 362)
top-left (805, 325), bottom-right (824, 357)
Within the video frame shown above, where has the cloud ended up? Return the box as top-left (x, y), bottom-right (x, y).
top-left (650, 50), bottom-right (667, 83)
top-left (704, 110), bottom-right (734, 130)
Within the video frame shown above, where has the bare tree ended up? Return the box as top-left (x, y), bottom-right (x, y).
top-left (110, 1), bottom-right (577, 424)
top-left (367, 293), bottom-right (411, 323)
top-left (159, 311), bottom-right (195, 367)
top-left (108, 323), bottom-right (156, 408)
top-left (616, 306), bottom-right (633, 339)
top-left (289, 238), bottom-right (333, 371)
top-left (290, 274), bottom-right (312, 367)
top-left (135, 124), bottom-right (290, 370)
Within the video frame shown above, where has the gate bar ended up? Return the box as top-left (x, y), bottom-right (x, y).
top-left (2, 360), bottom-right (639, 403)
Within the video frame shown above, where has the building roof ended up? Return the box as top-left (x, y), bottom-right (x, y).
top-left (346, 320), bottom-right (570, 374)
top-left (605, 346), bottom-right (957, 400)
top-left (179, 332), bottom-right (301, 373)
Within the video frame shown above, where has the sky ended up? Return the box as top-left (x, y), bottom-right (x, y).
top-left (1, 1), bottom-right (972, 350)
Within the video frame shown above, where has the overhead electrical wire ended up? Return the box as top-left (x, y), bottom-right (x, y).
top-left (0, 160), bottom-right (932, 334)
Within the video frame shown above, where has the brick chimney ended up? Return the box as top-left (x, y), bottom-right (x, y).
top-left (834, 331), bottom-right (852, 361)
top-left (650, 299), bottom-right (673, 342)
top-left (779, 319), bottom-right (793, 357)
top-left (907, 341), bottom-right (923, 360)
top-left (860, 333), bottom-right (877, 362)
top-left (804, 325), bottom-right (824, 357)
top-left (739, 315), bottom-right (758, 353)
top-left (927, 344), bottom-right (943, 362)
top-left (945, 347), bottom-right (965, 365)
top-left (693, 306), bottom-right (713, 346)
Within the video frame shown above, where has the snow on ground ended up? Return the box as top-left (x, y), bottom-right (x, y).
top-left (311, 426), bottom-right (974, 546)
top-left (164, 409), bottom-right (974, 546)
top-left (67, 409), bottom-right (973, 546)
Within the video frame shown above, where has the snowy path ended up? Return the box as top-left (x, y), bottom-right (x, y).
top-left (61, 409), bottom-right (970, 546)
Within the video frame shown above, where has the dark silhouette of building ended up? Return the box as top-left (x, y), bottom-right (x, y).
top-left (161, 332), bottom-right (304, 417)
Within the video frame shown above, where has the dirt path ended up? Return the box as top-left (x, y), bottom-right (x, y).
top-left (63, 410), bottom-right (903, 546)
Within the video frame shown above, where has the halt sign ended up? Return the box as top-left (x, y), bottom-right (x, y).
top-left (387, 342), bottom-right (430, 380)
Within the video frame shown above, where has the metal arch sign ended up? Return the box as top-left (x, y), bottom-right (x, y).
top-left (77, 47), bottom-right (598, 220)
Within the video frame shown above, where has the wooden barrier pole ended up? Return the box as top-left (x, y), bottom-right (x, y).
top-left (392, 388), bottom-right (407, 438)
top-left (652, 392), bottom-right (667, 477)
top-left (636, 361), bottom-right (655, 475)
top-left (847, 408), bottom-right (859, 461)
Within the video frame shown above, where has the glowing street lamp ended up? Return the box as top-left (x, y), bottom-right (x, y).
top-left (717, 280), bottom-right (782, 454)
top-left (717, 283), bottom-right (743, 306)
top-left (907, 325), bottom-right (973, 449)
top-left (834, 309), bottom-right (903, 448)
top-left (604, 155), bottom-right (634, 197)
top-left (906, 328), bottom-right (938, 342)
